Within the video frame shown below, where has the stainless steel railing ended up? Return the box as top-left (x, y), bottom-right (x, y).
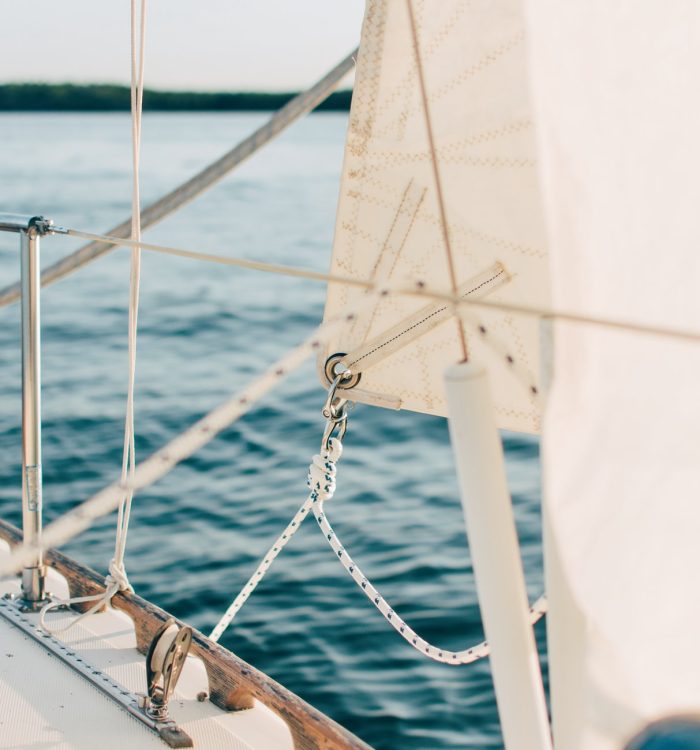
top-left (0, 213), bottom-right (55, 603)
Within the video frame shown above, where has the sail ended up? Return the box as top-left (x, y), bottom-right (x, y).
top-left (320, 0), bottom-right (549, 433)
top-left (526, 4), bottom-right (700, 747)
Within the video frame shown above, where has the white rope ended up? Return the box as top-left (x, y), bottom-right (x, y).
top-left (112, 0), bottom-right (148, 593)
top-left (40, 1), bottom-right (147, 632)
top-left (38, 560), bottom-right (126, 633)
top-left (312, 443), bottom-right (547, 664)
top-left (0, 322), bottom-right (344, 581)
top-left (209, 437), bottom-right (547, 663)
top-left (208, 440), bottom-right (344, 642)
top-left (209, 443), bottom-right (345, 641)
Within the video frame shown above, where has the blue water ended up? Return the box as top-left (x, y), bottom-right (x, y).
top-left (0, 113), bottom-right (546, 749)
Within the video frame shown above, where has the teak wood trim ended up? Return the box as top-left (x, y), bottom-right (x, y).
top-left (0, 520), bottom-right (371, 750)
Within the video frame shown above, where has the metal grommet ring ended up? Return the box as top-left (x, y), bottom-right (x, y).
top-left (323, 353), bottom-right (361, 390)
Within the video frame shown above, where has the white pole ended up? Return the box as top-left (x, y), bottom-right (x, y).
top-left (444, 361), bottom-right (551, 750)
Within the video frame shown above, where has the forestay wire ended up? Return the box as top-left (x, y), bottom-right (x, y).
top-left (12, 276), bottom-right (538, 602)
top-left (4, 258), bottom-right (539, 590)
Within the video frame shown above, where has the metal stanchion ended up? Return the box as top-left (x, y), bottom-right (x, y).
top-left (0, 214), bottom-right (54, 604)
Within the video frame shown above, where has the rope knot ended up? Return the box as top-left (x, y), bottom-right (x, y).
top-left (307, 438), bottom-right (342, 501)
top-left (325, 437), bottom-right (343, 462)
top-left (107, 558), bottom-right (132, 592)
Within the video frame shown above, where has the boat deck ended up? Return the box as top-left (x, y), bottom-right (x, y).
top-left (0, 540), bottom-right (293, 750)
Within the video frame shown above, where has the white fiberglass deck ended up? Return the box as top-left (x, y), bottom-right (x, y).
top-left (0, 541), bottom-right (293, 750)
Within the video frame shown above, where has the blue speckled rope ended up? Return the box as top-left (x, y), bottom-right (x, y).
top-left (211, 438), bottom-right (547, 662)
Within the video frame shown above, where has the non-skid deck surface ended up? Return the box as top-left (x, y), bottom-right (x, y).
top-left (0, 541), bottom-right (293, 750)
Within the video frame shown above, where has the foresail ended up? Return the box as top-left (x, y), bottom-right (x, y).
top-left (320, 0), bottom-right (549, 433)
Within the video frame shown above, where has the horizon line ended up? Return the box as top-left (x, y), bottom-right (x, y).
top-left (0, 83), bottom-right (353, 112)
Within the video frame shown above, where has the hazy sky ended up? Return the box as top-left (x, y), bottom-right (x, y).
top-left (0, 2), bottom-right (364, 91)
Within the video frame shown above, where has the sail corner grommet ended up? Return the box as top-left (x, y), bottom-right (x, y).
top-left (323, 353), bottom-right (361, 390)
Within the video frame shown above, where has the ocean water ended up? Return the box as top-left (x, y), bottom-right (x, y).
top-left (0, 113), bottom-right (545, 749)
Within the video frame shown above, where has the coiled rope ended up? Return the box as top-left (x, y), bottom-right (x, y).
top-left (209, 436), bottom-right (547, 664)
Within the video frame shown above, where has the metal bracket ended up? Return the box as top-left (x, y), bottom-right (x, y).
top-left (0, 214), bottom-right (57, 236)
top-left (0, 596), bottom-right (193, 748)
top-left (142, 619), bottom-right (193, 724)
top-left (321, 362), bottom-right (357, 451)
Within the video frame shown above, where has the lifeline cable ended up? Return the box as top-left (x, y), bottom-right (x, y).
top-left (54, 227), bottom-right (700, 348)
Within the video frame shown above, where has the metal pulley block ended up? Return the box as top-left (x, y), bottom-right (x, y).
top-left (137, 618), bottom-right (194, 747)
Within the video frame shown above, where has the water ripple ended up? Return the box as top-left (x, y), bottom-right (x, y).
top-left (0, 112), bottom-right (544, 750)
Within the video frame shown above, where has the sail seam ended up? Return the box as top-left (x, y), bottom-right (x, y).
top-left (349, 268), bottom-right (505, 368)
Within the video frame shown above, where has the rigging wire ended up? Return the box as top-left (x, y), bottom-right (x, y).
top-left (64, 228), bottom-right (371, 288)
top-left (8, 264), bottom-right (540, 593)
top-left (0, 320), bottom-right (345, 581)
top-left (58, 227), bottom-right (700, 347)
top-left (6, 259), bottom-right (697, 598)
top-left (0, 48), bottom-right (358, 310)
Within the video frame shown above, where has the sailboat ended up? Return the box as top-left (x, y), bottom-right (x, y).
top-left (2, 0), bottom-right (700, 749)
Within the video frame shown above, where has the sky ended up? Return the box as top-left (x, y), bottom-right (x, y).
top-left (0, 1), bottom-right (364, 91)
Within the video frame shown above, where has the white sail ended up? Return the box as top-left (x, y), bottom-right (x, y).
top-left (526, 3), bottom-right (700, 747)
top-left (320, 0), bottom-right (549, 433)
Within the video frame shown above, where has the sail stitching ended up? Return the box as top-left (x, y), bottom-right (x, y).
top-left (376, 31), bottom-right (525, 139)
top-left (350, 180), bottom-right (426, 347)
top-left (345, 179), bottom-right (546, 258)
top-left (349, 267), bottom-right (505, 368)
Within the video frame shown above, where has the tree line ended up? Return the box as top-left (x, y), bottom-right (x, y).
top-left (0, 84), bottom-right (353, 112)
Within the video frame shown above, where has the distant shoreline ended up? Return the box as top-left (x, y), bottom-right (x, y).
top-left (0, 84), bottom-right (352, 112)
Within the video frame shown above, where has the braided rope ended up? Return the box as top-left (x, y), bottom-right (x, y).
top-left (210, 438), bottom-right (547, 663)
top-left (112, 0), bottom-right (148, 592)
top-left (208, 440), bottom-right (344, 642)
